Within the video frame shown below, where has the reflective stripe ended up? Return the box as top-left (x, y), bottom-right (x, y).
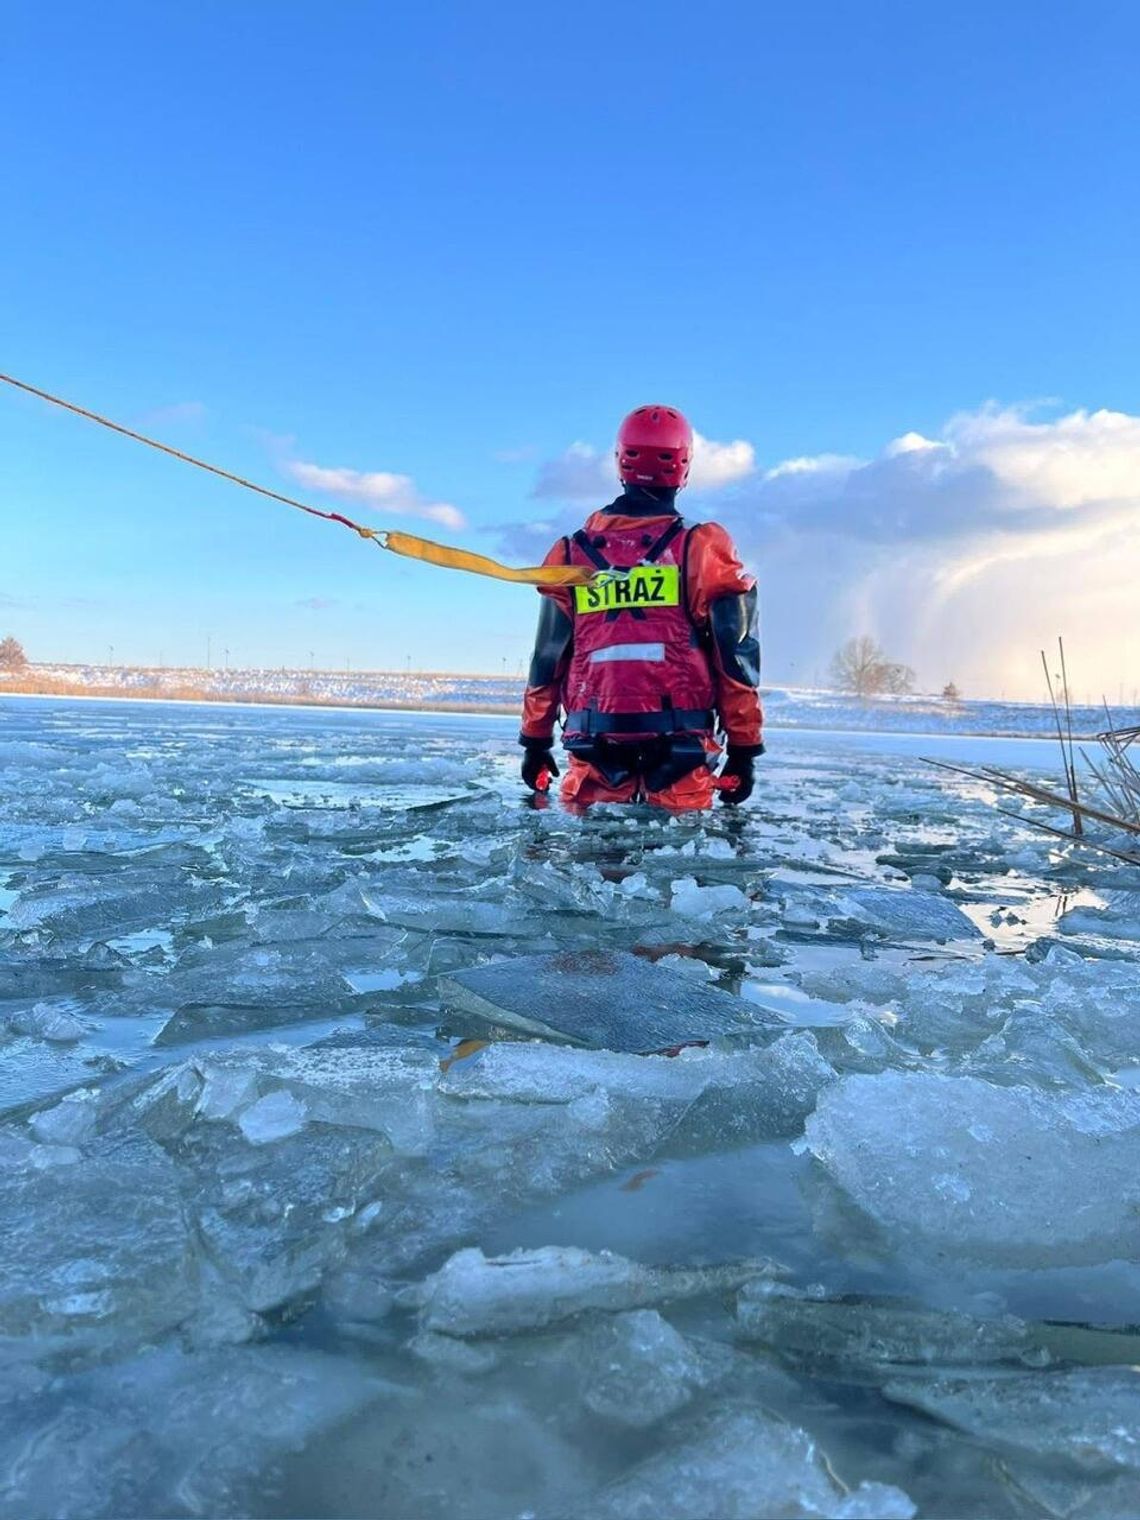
top-left (588, 642), bottom-right (666, 664)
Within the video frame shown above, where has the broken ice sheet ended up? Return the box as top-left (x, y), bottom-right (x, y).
top-left (9, 701), bottom-right (1140, 1518)
top-left (178, 1120), bottom-right (392, 1314)
top-left (735, 1282), bottom-right (1052, 1375)
top-left (0, 1131), bottom-right (198, 1355)
top-left (805, 1072), bottom-right (1140, 1267)
top-left (669, 875), bottom-right (751, 918)
top-left (0, 1344), bottom-right (391, 1520)
top-left (5, 1000), bottom-right (90, 1042)
top-left (244, 776), bottom-right (479, 812)
top-left (275, 1383), bottom-right (590, 1520)
top-left (404, 1245), bottom-right (779, 1336)
top-left (438, 949), bottom-right (776, 1052)
top-left (884, 1368), bottom-right (1140, 1474)
top-left (567, 1408), bottom-right (915, 1520)
top-left (152, 937), bottom-right (383, 1044)
top-left (577, 1309), bottom-right (718, 1428)
top-left (790, 884), bottom-right (982, 944)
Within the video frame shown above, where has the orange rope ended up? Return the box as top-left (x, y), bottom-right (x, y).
top-left (0, 372), bottom-right (594, 588)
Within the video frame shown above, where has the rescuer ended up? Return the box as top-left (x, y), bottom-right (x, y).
top-left (519, 404), bottom-right (763, 809)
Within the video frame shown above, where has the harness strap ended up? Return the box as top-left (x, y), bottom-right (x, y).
top-left (564, 708), bottom-right (714, 736)
top-left (571, 530), bottom-right (612, 571)
top-left (642, 516), bottom-right (685, 564)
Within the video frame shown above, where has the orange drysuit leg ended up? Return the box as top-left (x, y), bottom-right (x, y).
top-left (645, 764), bottom-right (717, 812)
top-left (559, 757), bottom-right (639, 808)
top-left (560, 749), bottom-right (719, 812)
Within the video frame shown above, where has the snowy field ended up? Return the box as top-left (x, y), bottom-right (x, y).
top-left (16, 663), bottom-right (1140, 737)
top-left (2, 697), bottom-right (1140, 1519)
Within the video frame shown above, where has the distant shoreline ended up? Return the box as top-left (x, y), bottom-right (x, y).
top-left (0, 673), bottom-right (1118, 745)
top-left (0, 676), bottom-right (520, 718)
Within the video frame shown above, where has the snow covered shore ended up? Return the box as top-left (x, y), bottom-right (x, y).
top-left (6, 661), bottom-right (1139, 738)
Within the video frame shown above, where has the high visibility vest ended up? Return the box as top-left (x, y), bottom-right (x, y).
top-left (562, 517), bottom-right (716, 744)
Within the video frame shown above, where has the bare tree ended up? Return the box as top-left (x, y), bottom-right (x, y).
top-left (0, 636), bottom-right (27, 671)
top-left (830, 636), bottom-right (915, 698)
top-left (941, 681), bottom-right (961, 704)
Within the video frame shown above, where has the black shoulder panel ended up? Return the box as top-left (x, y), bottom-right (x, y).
top-left (709, 587), bottom-right (761, 687)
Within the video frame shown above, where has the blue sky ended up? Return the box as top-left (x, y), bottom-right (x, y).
top-left (2, 1), bottom-right (1138, 695)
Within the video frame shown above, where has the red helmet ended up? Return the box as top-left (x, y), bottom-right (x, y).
top-left (616, 404), bottom-right (694, 490)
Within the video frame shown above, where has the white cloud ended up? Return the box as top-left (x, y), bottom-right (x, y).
top-left (764, 452), bottom-right (864, 481)
top-left (695, 403), bottom-right (1140, 698)
top-left (531, 441), bottom-right (614, 502)
top-left (943, 404), bottom-right (1140, 509)
top-left (883, 431), bottom-right (945, 459)
top-left (286, 460), bottom-right (465, 532)
top-left (689, 432), bottom-right (755, 489)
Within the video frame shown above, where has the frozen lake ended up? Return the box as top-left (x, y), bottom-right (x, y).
top-left (2, 697), bottom-right (1140, 1519)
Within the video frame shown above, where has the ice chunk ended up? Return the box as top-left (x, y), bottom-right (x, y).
top-left (153, 937), bottom-right (367, 1044)
top-left (7, 1001), bottom-right (89, 1042)
top-left (736, 1282), bottom-right (1051, 1373)
top-left (238, 1089), bottom-right (308, 1144)
top-left (1007, 1469), bottom-right (1140, 1520)
top-left (361, 891), bottom-right (530, 937)
top-left (831, 885), bottom-right (980, 942)
top-left (1060, 891), bottom-right (1140, 943)
top-left (782, 901), bottom-right (822, 930)
top-left (885, 1368), bottom-right (1140, 1473)
top-left (0, 1132), bottom-right (198, 1352)
top-left (437, 1034), bottom-right (832, 1161)
top-left (408, 1245), bottom-right (778, 1336)
top-left (408, 1330), bottom-right (499, 1374)
top-left (0, 1344), bottom-right (389, 1520)
top-left (670, 876), bottom-right (750, 918)
top-left (277, 1386), bottom-right (585, 1520)
top-left (30, 1088), bottom-right (99, 1147)
top-left (116, 1062), bottom-right (204, 1143)
top-left (667, 1034), bottom-right (835, 1150)
top-left (0, 1129), bottom-right (81, 1170)
top-left (577, 1408), bottom-right (915, 1519)
top-left (183, 1123), bottom-right (391, 1313)
top-left (195, 1062), bottom-right (259, 1121)
top-left (197, 1045), bottom-right (439, 1154)
top-left (805, 1073), bottom-right (1140, 1266)
top-left (439, 950), bottom-right (774, 1053)
top-left (323, 1268), bottom-right (394, 1325)
top-left (579, 1310), bottom-right (713, 1427)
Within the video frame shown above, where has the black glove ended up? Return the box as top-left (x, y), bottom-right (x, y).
top-left (718, 742), bottom-right (763, 805)
top-left (520, 738), bottom-right (560, 792)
